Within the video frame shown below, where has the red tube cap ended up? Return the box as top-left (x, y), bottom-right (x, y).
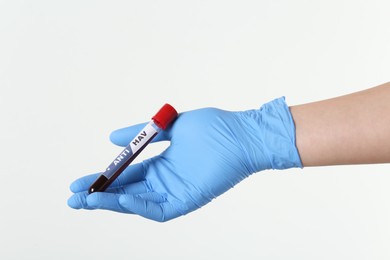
top-left (152, 103), bottom-right (178, 130)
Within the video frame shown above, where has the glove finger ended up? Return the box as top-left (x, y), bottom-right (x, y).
top-left (67, 191), bottom-right (165, 213)
top-left (69, 173), bottom-right (100, 193)
top-left (69, 163), bottom-right (145, 193)
top-left (110, 162), bottom-right (146, 187)
top-left (110, 122), bottom-right (171, 147)
top-left (86, 192), bottom-right (134, 214)
top-left (136, 192), bottom-right (167, 203)
top-left (105, 181), bottom-right (148, 195)
top-left (67, 191), bottom-right (95, 210)
top-left (119, 194), bottom-right (178, 222)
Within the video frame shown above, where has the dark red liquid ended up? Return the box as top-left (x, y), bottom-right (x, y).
top-left (88, 175), bottom-right (108, 194)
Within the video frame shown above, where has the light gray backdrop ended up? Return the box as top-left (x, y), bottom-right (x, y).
top-left (1, 1), bottom-right (390, 259)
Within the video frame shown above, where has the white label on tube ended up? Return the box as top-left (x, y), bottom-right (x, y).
top-left (129, 122), bottom-right (159, 154)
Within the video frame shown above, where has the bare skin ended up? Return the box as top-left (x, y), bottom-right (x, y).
top-left (290, 82), bottom-right (390, 166)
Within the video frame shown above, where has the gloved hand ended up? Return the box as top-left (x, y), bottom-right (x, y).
top-left (68, 97), bottom-right (302, 222)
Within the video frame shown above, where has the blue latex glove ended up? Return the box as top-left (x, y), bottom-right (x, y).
top-left (68, 97), bottom-right (302, 222)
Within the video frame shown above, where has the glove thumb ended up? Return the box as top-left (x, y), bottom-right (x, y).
top-left (110, 122), bottom-right (171, 147)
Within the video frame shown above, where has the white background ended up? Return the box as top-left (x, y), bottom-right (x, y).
top-left (1, 1), bottom-right (390, 259)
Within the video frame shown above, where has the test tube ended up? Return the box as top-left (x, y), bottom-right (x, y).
top-left (88, 104), bottom-right (178, 193)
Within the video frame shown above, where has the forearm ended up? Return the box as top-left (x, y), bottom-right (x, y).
top-left (290, 82), bottom-right (390, 167)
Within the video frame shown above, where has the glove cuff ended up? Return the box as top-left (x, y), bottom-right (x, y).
top-left (259, 97), bottom-right (303, 170)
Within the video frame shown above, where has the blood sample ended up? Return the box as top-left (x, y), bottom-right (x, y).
top-left (88, 104), bottom-right (178, 194)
